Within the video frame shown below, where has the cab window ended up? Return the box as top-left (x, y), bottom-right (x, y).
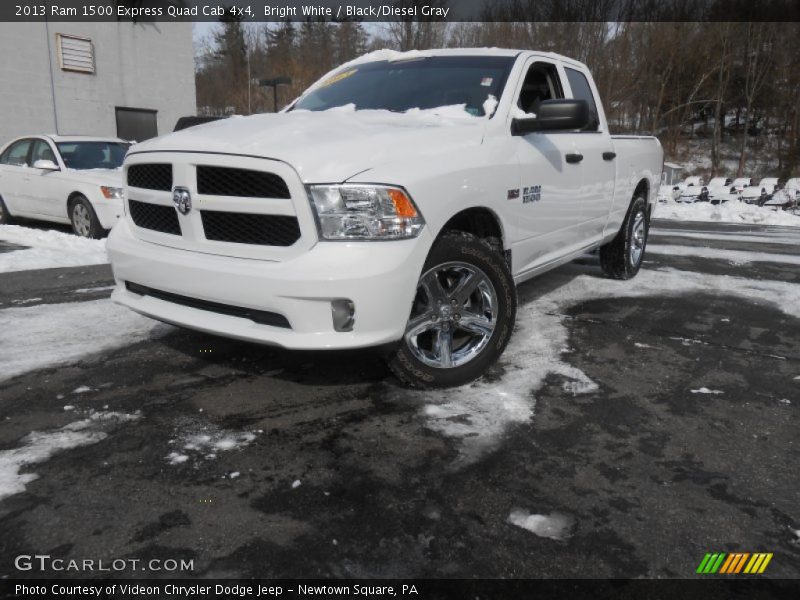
top-left (2, 139), bottom-right (33, 166)
top-left (517, 62), bottom-right (563, 115)
top-left (564, 67), bottom-right (600, 131)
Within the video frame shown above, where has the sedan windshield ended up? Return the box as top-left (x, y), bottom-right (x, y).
top-left (293, 56), bottom-right (515, 117)
top-left (56, 141), bottom-right (130, 170)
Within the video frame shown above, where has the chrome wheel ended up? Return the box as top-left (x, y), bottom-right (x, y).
top-left (405, 261), bottom-right (498, 369)
top-left (72, 202), bottom-right (91, 237)
top-left (630, 210), bottom-right (646, 266)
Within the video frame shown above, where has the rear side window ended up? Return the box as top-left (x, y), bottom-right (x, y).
top-left (2, 139), bottom-right (33, 166)
top-left (565, 68), bottom-right (600, 131)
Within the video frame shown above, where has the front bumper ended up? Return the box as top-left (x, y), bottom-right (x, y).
top-left (107, 219), bottom-right (433, 350)
top-left (92, 197), bottom-right (123, 230)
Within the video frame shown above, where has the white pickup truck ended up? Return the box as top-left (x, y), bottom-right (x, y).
top-left (108, 49), bottom-right (663, 388)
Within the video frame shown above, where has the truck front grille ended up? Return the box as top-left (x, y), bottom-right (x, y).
top-left (196, 166), bottom-right (290, 199)
top-left (127, 164), bottom-right (173, 191)
top-left (125, 281), bottom-right (291, 329)
top-left (201, 211), bottom-right (300, 246)
top-left (129, 200), bottom-right (181, 235)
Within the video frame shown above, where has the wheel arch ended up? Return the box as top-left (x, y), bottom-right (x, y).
top-left (67, 190), bottom-right (87, 209)
top-left (437, 206), bottom-right (508, 252)
top-left (633, 178), bottom-right (651, 220)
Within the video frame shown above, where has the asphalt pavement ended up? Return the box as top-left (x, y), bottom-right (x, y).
top-left (0, 219), bottom-right (798, 579)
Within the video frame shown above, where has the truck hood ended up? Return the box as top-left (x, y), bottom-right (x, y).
top-left (130, 108), bottom-right (487, 182)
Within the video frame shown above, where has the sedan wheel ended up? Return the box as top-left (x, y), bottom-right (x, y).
top-left (69, 196), bottom-right (103, 239)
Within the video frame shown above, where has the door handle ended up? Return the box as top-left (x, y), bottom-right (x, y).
top-left (603, 151), bottom-right (617, 161)
top-left (566, 153), bottom-right (583, 164)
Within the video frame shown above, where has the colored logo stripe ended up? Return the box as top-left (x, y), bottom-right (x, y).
top-left (698, 552), bottom-right (773, 574)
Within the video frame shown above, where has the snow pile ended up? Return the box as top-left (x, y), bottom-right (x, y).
top-left (691, 387), bottom-right (724, 395)
top-left (410, 266), bottom-right (800, 466)
top-left (647, 244), bottom-right (800, 266)
top-left (291, 103), bottom-right (484, 127)
top-left (0, 225), bottom-right (108, 273)
top-left (508, 510), bottom-right (575, 541)
top-left (0, 299), bottom-right (167, 382)
top-left (166, 419), bottom-right (259, 465)
top-left (482, 94), bottom-right (499, 117)
top-left (0, 410), bottom-right (140, 501)
top-left (654, 201), bottom-right (800, 227)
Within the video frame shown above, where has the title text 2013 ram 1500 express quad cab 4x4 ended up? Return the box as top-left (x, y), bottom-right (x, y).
top-left (108, 49), bottom-right (663, 388)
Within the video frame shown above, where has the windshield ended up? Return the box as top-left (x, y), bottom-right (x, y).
top-left (56, 141), bottom-right (130, 170)
top-left (293, 56), bottom-right (515, 116)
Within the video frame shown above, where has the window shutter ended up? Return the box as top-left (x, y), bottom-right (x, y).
top-left (57, 34), bottom-right (95, 74)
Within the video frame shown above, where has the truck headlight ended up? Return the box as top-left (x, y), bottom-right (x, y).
top-left (308, 184), bottom-right (425, 240)
top-left (100, 186), bottom-right (124, 200)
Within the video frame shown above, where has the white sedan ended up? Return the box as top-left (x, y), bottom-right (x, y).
top-left (0, 135), bottom-right (130, 237)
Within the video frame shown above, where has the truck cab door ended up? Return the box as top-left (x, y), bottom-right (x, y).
top-left (560, 66), bottom-right (616, 243)
top-left (510, 59), bottom-right (585, 277)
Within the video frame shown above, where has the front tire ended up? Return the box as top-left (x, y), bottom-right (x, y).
top-left (69, 196), bottom-right (104, 239)
top-left (0, 195), bottom-right (14, 225)
top-left (599, 195), bottom-right (648, 280)
top-left (388, 232), bottom-right (516, 389)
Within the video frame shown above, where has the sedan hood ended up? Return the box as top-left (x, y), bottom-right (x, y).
top-left (130, 108), bottom-right (487, 182)
top-left (66, 168), bottom-right (123, 187)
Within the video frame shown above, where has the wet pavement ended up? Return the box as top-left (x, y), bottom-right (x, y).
top-left (0, 219), bottom-right (798, 579)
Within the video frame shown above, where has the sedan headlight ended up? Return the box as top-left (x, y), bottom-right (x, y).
top-left (100, 186), bottom-right (124, 200)
top-left (308, 184), bottom-right (425, 240)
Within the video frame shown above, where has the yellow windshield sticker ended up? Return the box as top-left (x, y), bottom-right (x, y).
top-left (318, 69), bottom-right (358, 89)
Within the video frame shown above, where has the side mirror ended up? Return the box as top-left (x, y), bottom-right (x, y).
top-left (511, 99), bottom-right (592, 135)
top-left (33, 159), bottom-right (59, 171)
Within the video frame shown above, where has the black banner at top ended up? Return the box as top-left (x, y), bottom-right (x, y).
top-left (3, 0), bottom-right (800, 22)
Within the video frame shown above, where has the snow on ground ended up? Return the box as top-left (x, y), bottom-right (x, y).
top-left (75, 285), bottom-right (116, 294)
top-left (647, 244), bottom-right (800, 266)
top-left (508, 510), bottom-right (575, 541)
top-left (0, 410), bottom-right (140, 500)
top-left (0, 299), bottom-right (167, 382)
top-left (691, 387), bottom-right (724, 395)
top-left (0, 225), bottom-right (108, 273)
top-left (165, 418), bottom-right (259, 465)
top-left (653, 202), bottom-right (800, 227)
top-left (411, 266), bottom-right (800, 467)
top-left (650, 228), bottom-right (800, 246)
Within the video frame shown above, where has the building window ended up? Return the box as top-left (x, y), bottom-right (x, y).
top-left (116, 107), bottom-right (158, 142)
top-left (57, 33), bottom-right (95, 74)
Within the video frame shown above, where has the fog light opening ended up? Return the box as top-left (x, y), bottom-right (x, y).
top-left (331, 299), bottom-right (355, 332)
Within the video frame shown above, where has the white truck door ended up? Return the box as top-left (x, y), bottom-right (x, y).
top-left (560, 66), bottom-right (616, 243)
top-left (509, 59), bottom-right (585, 276)
top-left (0, 138), bottom-right (35, 216)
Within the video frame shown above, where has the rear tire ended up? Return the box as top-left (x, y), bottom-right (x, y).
top-left (599, 195), bottom-right (648, 280)
top-left (0, 196), bottom-right (14, 225)
top-left (388, 231), bottom-right (516, 389)
top-left (69, 195), bottom-right (104, 239)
